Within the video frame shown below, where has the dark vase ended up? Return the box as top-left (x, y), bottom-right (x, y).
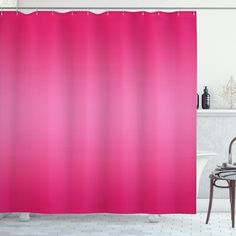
top-left (202, 86), bottom-right (210, 109)
top-left (197, 93), bottom-right (199, 109)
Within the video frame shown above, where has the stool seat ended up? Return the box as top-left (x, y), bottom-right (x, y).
top-left (206, 169), bottom-right (236, 227)
top-left (213, 170), bottom-right (236, 181)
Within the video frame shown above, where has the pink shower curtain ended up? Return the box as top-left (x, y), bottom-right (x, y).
top-left (0, 11), bottom-right (196, 214)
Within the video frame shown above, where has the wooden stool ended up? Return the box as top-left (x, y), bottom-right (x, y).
top-left (206, 171), bottom-right (236, 228)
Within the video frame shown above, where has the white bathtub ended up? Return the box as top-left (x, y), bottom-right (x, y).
top-left (196, 150), bottom-right (216, 195)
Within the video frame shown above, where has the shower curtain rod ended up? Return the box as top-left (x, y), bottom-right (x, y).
top-left (1, 6), bottom-right (236, 10)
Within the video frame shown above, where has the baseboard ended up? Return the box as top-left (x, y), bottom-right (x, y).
top-left (197, 198), bottom-right (230, 212)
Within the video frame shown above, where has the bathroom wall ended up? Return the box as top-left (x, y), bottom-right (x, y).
top-left (13, 0), bottom-right (236, 199)
top-left (198, 10), bottom-right (236, 109)
top-left (0, 0), bottom-right (16, 7)
top-left (197, 115), bottom-right (236, 199)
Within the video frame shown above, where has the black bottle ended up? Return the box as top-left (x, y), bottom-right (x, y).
top-left (197, 93), bottom-right (199, 109)
top-left (202, 86), bottom-right (210, 109)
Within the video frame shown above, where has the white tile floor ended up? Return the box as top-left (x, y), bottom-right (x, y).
top-left (0, 213), bottom-right (235, 236)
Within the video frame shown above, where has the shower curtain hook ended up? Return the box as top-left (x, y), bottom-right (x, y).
top-left (71, 8), bottom-right (74, 15)
top-left (52, 8), bottom-right (54, 16)
top-left (87, 8), bottom-right (89, 15)
top-left (122, 8), bottom-right (125, 16)
top-left (36, 8), bottom-right (38, 15)
top-left (16, 7), bottom-right (19, 15)
top-left (107, 8), bottom-right (109, 15)
top-left (157, 9), bottom-right (160, 16)
top-left (1, 8), bottom-right (3, 16)
top-left (177, 9), bottom-right (180, 16)
top-left (142, 8), bottom-right (144, 15)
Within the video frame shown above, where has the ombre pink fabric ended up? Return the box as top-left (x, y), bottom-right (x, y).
top-left (0, 11), bottom-right (197, 214)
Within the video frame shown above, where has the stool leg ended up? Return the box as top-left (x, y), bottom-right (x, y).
top-left (206, 178), bottom-right (214, 224)
top-left (231, 181), bottom-right (235, 228)
top-left (229, 182), bottom-right (232, 207)
top-left (229, 182), bottom-right (233, 225)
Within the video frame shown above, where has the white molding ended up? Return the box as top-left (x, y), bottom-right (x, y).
top-left (197, 109), bottom-right (236, 117)
top-left (197, 199), bottom-right (230, 212)
top-left (17, 0), bottom-right (236, 8)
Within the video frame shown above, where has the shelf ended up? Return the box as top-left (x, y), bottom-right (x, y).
top-left (197, 150), bottom-right (217, 157)
top-left (197, 109), bottom-right (236, 117)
